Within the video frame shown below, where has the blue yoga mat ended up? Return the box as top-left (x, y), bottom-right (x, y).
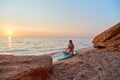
top-left (57, 54), bottom-right (72, 60)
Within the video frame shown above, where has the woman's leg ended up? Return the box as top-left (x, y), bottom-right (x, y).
top-left (63, 51), bottom-right (69, 54)
top-left (68, 51), bottom-right (74, 55)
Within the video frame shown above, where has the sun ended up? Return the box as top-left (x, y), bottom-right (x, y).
top-left (7, 29), bottom-right (13, 36)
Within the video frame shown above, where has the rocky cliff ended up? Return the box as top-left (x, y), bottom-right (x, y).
top-left (93, 23), bottom-right (120, 51)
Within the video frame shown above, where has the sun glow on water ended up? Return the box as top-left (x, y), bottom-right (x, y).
top-left (8, 36), bottom-right (12, 50)
top-left (6, 29), bottom-right (13, 50)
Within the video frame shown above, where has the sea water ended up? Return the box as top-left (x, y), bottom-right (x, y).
top-left (0, 37), bottom-right (93, 57)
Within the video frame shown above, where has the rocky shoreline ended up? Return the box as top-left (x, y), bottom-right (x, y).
top-left (0, 23), bottom-right (120, 80)
top-left (45, 49), bottom-right (120, 80)
top-left (0, 48), bottom-right (120, 80)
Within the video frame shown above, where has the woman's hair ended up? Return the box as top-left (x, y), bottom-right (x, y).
top-left (69, 40), bottom-right (73, 44)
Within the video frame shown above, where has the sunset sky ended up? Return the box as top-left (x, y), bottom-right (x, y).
top-left (0, 0), bottom-right (120, 37)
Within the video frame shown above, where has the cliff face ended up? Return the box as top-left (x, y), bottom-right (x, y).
top-left (0, 55), bottom-right (52, 80)
top-left (93, 23), bottom-right (120, 51)
top-left (45, 49), bottom-right (120, 80)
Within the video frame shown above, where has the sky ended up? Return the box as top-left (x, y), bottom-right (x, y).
top-left (0, 0), bottom-right (120, 37)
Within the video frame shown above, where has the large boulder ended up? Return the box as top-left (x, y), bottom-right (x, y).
top-left (93, 23), bottom-right (120, 50)
top-left (0, 55), bottom-right (52, 80)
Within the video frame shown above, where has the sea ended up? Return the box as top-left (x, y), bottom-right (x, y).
top-left (0, 37), bottom-right (93, 58)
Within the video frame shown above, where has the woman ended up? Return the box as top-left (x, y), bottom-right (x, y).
top-left (63, 40), bottom-right (74, 55)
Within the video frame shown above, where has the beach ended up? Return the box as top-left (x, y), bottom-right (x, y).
top-left (0, 23), bottom-right (120, 80)
top-left (1, 0), bottom-right (120, 79)
top-left (0, 48), bottom-right (120, 80)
